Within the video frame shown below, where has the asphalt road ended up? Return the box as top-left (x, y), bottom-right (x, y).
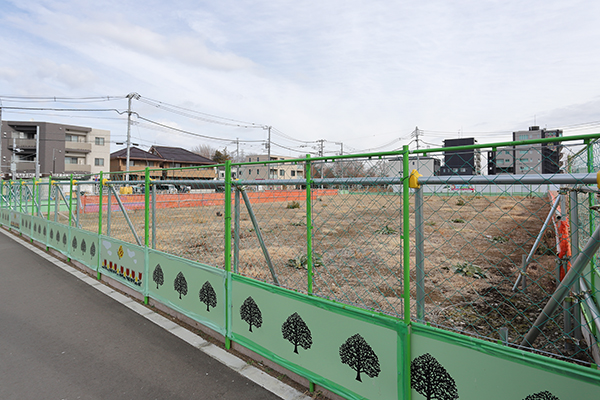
top-left (0, 230), bottom-right (282, 400)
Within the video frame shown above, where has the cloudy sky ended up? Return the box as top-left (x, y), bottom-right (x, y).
top-left (1, 0), bottom-right (599, 157)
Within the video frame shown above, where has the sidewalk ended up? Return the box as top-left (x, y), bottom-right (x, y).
top-left (0, 228), bottom-right (310, 400)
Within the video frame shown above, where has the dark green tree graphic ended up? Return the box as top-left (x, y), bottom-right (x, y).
top-left (339, 333), bottom-right (380, 382)
top-left (411, 353), bottom-right (458, 400)
top-left (50, 229), bottom-right (54, 240)
top-left (62, 233), bottom-right (67, 245)
top-left (81, 239), bottom-right (86, 253)
top-left (43, 226), bottom-right (46, 236)
top-left (90, 242), bottom-right (96, 257)
top-left (72, 237), bottom-right (77, 250)
top-left (524, 391), bottom-right (560, 400)
top-left (240, 296), bottom-right (262, 332)
top-left (174, 271), bottom-right (188, 299)
top-left (282, 312), bottom-right (312, 354)
top-left (153, 264), bottom-right (164, 289)
top-left (199, 281), bottom-right (217, 312)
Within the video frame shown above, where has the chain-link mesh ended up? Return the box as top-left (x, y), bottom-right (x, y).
top-left (2, 134), bottom-right (599, 367)
top-left (411, 141), bottom-right (599, 365)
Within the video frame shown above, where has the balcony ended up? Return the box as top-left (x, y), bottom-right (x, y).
top-left (8, 139), bottom-right (37, 150)
top-left (65, 164), bottom-right (92, 173)
top-left (65, 142), bottom-right (92, 153)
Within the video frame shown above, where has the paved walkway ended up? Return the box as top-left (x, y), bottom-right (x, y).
top-left (0, 228), bottom-right (309, 400)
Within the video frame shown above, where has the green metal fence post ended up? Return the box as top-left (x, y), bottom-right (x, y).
top-left (402, 145), bottom-right (412, 400)
top-left (224, 160), bottom-right (232, 350)
top-left (144, 167), bottom-right (150, 305)
top-left (97, 171), bottom-right (104, 280)
top-left (586, 139), bottom-right (597, 337)
top-left (68, 174), bottom-right (74, 227)
top-left (305, 154), bottom-right (314, 295)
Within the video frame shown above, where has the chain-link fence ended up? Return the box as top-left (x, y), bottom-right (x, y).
top-left (2, 133), bottom-right (600, 368)
top-left (410, 139), bottom-right (600, 366)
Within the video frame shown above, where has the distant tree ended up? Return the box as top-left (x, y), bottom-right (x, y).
top-left (212, 149), bottom-right (231, 164)
top-left (191, 144), bottom-right (217, 160)
top-left (339, 333), bottom-right (380, 382)
top-left (174, 271), bottom-right (188, 299)
top-left (411, 353), bottom-right (458, 400)
top-left (72, 237), bottom-right (77, 250)
top-left (198, 281), bottom-right (217, 312)
top-left (523, 391), bottom-right (560, 400)
top-left (240, 296), bottom-right (262, 332)
top-left (281, 312), bottom-right (312, 354)
top-left (153, 264), bottom-right (164, 289)
top-left (90, 242), bottom-right (96, 257)
top-left (81, 239), bottom-right (87, 253)
top-left (62, 233), bottom-right (67, 245)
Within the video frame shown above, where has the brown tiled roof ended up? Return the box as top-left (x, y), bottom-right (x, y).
top-left (110, 147), bottom-right (164, 160)
top-left (149, 146), bottom-right (216, 164)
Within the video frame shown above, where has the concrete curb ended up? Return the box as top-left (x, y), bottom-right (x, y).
top-left (1, 229), bottom-right (312, 400)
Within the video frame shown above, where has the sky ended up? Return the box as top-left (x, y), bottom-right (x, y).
top-left (1, 0), bottom-right (600, 158)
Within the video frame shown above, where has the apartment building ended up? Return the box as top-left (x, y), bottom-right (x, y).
top-left (239, 155), bottom-right (304, 181)
top-left (439, 138), bottom-right (482, 176)
top-left (488, 126), bottom-right (562, 175)
top-left (387, 156), bottom-right (441, 177)
top-left (0, 121), bottom-right (110, 178)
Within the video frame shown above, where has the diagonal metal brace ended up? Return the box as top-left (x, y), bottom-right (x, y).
top-left (238, 187), bottom-right (280, 286)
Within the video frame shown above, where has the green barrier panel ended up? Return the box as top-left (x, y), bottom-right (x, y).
top-left (231, 274), bottom-right (405, 400)
top-left (69, 226), bottom-right (100, 271)
top-left (99, 236), bottom-right (145, 293)
top-left (31, 216), bottom-right (48, 245)
top-left (1, 209), bottom-right (9, 226)
top-left (20, 214), bottom-right (32, 238)
top-left (411, 323), bottom-right (600, 400)
top-left (148, 250), bottom-right (227, 336)
top-left (47, 221), bottom-right (70, 257)
top-left (9, 210), bottom-right (21, 231)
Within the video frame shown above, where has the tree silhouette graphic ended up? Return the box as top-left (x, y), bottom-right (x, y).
top-left (199, 281), bottom-right (217, 312)
top-left (43, 226), bottom-right (46, 236)
top-left (174, 272), bottom-right (188, 299)
top-left (282, 312), bottom-right (312, 354)
top-left (81, 239), bottom-right (86, 253)
top-left (72, 236), bottom-right (77, 250)
top-left (50, 229), bottom-right (54, 240)
top-left (62, 233), bottom-right (67, 245)
top-left (153, 264), bottom-right (164, 289)
top-left (524, 391), bottom-right (560, 400)
top-left (240, 296), bottom-right (262, 332)
top-left (90, 242), bottom-right (96, 257)
top-left (411, 353), bottom-right (458, 400)
top-left (339, 333), bottom-right (380, 382)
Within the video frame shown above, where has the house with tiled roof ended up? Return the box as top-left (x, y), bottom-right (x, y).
top-left (148, 146), bottom-right (217, 180)
top-left (110, 147), bottom-right (165, 180)
top-left (110, 146), bottom-right (217, 180)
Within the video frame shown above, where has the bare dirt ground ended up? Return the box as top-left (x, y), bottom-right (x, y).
top-left (77, 191), bottom-right (591, 362)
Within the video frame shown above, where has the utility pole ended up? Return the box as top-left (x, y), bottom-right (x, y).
top-left (125, 93), bottom-right (133, 182)
top-left (35, 125), bottom-right (40, 179)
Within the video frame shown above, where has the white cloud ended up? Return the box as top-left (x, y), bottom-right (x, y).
top-left (1, 0), bottom-right (600, 154)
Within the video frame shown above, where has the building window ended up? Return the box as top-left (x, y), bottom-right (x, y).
top-left (65, 157), bottom-right (79, 164)
top-left (128, 160), bottom-right (135, 167)
top-left (518, 134), bottom-right (529, 140)
top-left (95, 137), bottom-right (105, 145)
top-left (291, 170), bottom-right (296, 177)
top-left (173, 163), bottom-right (181, 168)
top-left (66, 134), bottom-right (84, 142)
top-left (279, 170), bottom-right (285, 177)
top-left (248, 169), bottom-right (252, 175)
top-left (94, 158), bottom-right (104, 166)
top-left (257, 169), bottom-right (259, 174)
top-left (519, 150), bottom-right (528, 155)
